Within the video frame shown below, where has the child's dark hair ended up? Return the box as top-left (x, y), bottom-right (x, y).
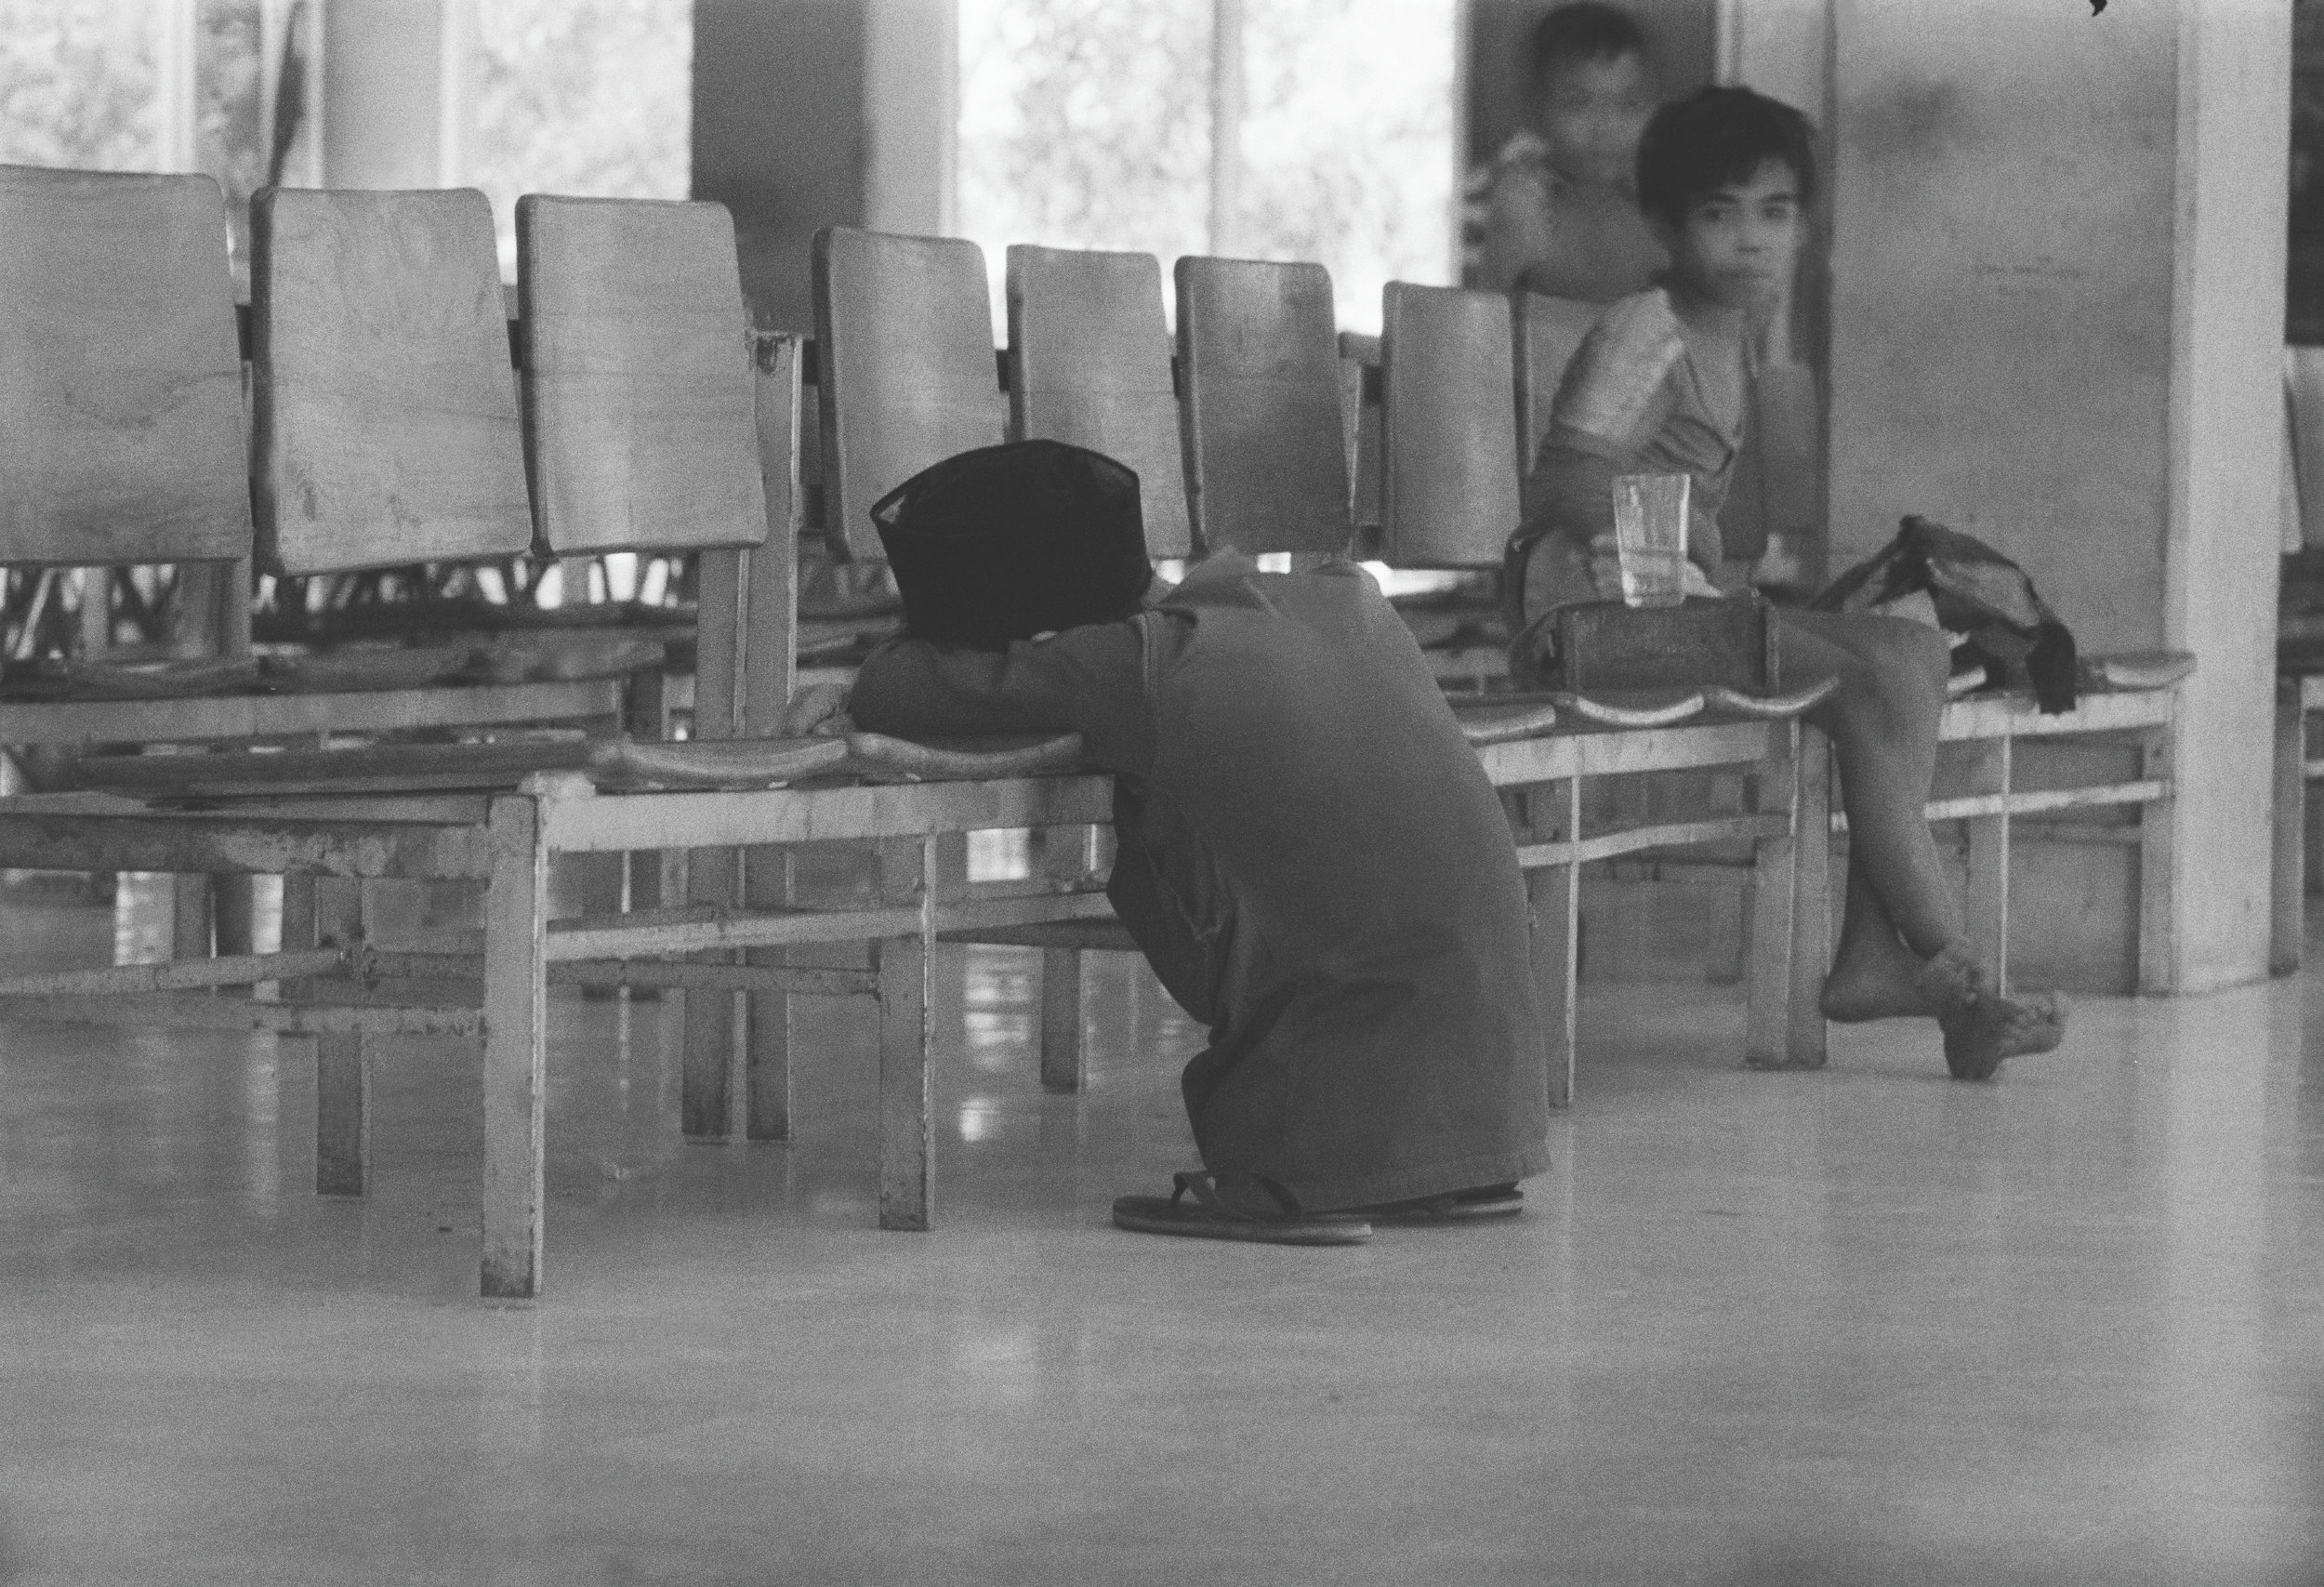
top-left (1635, 86), bottom-right (1816, 223)
top-left (1528, 3), bottom-right (1646, 85)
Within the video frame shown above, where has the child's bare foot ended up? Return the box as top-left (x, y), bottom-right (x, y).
top-left (1913, 942), bottom-right (2067, 1080)
top-left (1818, 927), bottom-right (1936, 1023)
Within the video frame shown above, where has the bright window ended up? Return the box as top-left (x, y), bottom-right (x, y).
top-left (957, 0), bottom-right (1455, 333)
top-left (469, 0), bottom-right (692, 273)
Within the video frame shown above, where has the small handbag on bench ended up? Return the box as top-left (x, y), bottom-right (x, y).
top-left (1512, 593), bottom-right (1778, 695)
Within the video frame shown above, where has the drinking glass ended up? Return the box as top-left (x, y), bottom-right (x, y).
top-left (1611, 472), bottom-right (1691, 608)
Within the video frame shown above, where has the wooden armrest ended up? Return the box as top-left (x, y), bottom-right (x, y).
top-left (841, 732), bottom-right (1088, 781)
top-left (1946, 665), bottom-right (1987, 698)
top-left (1700, 678), bottom-right (1841, 719)
top-left (2082, 650), bottom-right (2196, 691)
top-left (585, 736), bottom-right (852, 788)
top-left (1552, 689), bottom-right (1707, 728)
top-left (1456, 702), bottom-right (1562, 745)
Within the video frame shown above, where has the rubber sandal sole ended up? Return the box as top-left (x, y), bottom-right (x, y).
top-left (1363, 1190), bottom-right (1525, 1224)
top-left (1110, 1196), bottom-right (1372, 1246)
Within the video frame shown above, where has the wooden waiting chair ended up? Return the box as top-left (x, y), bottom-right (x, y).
top-left (0, 168), bottom-right (645, 959)
top-left (1374, 279), bottom-right (1835, 1093)
top-left (0, 196), bottom-right (1103, 1298)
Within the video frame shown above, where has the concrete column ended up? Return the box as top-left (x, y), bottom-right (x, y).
top-left (2164, 1), bottom-right (2292, 990)
top-left (864, 0), bottom-right (957, 235)
top-left (693, 0), bottom-right (957, 332)
top-left (1824, 0), bottom-right (2290, 990)
top-left (318, 0), bottom-right (474, 190)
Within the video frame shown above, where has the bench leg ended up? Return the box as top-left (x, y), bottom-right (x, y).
top-left (310, 878), bottom-right (368, 1197)
top-left (213, 874), bottom-right (257, 959)
top-left (1962, 736), bottom-right (2012, 994)
top-left (1037, 824), bottom-right (1093, 1093)
top-left (1522, 779), bottom-right (1581, 1111)
top-left (877, 838), bottom-right (936, 1231)
top-left (1746, 725), bottom-right (1801, 1068)
top-left (482, 794), bottom-right (550, 1300)
top-left (680, 843), bottom-right (742, 1140)
top-left (170, 873), bottom-right (212, 961)
top-left (1750, 724), bottom-right (1831, 1069)
top-left (2274, 686), bottom-right (2304, 976)
top-left (2138, 728), bottom-right (2179, 997)
top-left (744, 845), bottom-right (794, 1141)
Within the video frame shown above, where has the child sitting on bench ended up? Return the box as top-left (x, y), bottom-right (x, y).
top-left (1505, 86), bottom-right (2067, 1080)
top-left (845, 441), bottom-right (1552, 1244)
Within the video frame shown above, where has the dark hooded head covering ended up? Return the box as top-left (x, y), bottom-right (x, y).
top-left (869, 439), bottom-right (1152, 651)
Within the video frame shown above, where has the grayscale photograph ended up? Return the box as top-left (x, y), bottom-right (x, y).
top-left (0, 1), bottom-right (2309, 1582)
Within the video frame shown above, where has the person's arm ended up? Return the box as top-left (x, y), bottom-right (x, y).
top-left (1479, 165), bottom-right (1557, 296)
top-left (848, 619), bottom-right (1155, 773)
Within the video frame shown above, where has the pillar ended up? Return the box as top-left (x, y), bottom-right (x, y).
top-left (692, 0), bottom-right (957, 332)
top-left (1815, 0), bottom-right (2290, 991)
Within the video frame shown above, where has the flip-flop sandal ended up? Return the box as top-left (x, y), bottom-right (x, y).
top-left (1361, 1184), bottom-right (1525, 1223)
top-left (1111, 1170), bottom-right (1372, 1246)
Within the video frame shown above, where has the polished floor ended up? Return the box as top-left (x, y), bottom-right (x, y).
top-left (1, 875), bottom-right (2319, 1586)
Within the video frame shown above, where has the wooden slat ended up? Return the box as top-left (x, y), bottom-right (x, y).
top-left (1938, 688), bottom-right (2174, 739)
top-left (1004, 245), bottom-right (1193, 558)
top-left (1379, 283), bottom-right (1521, 569)
top-left (1512, 292), bottom-right (1601, 468)
top-left (0, 994), bottom-right (478, 1037)
top-left (0, 803), bottom-right (493, 879)
top-left (516, 195), bottom-right (767, 555)
top-left (252, 187), bottom-right (532, 575)
top-left (0, 166), bottom-right (249, 566)
top-left (1474, 719), bottom-right (1785, 784)
top-left (0, 677), bottom-right (620, 747)
top-left (1173, 256), bottom-right (1352, 555)
top-left (538, 775), bottom-right (1118, 853)
top-left (812, 227), bottom-right (1007, 562)
top-left (1514, 813), bottom-right (1788, 869)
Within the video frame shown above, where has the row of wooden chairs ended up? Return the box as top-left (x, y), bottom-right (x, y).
top-left (0, 173), bottom-right (2184, 1297)
top-left (0, 177), bottom-right (1835, 1297)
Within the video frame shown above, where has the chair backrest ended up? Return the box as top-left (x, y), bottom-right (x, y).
top-left (514, 194), bottom-right (768, 558)
top-left (1004, 245), bottom-right (1193, 559)
top-left (1378, 283), bottom-right (1521, 570)
top-left (1172, 257), bottom-right (1352, 557)
top-left (0, 166), bottom-right (249, 567)
top-left (812, 227), bottom-right (1007, 562)
top-left (251, 186), bottom-right (533, 575)
top-left (1512, 292), bottom-right (1602, 471)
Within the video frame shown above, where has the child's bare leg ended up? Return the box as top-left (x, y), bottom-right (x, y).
top-left (1770, 609), bottom-right (1959, 1002)
top-left (1822, 851), bottom-right (1938, 1022)
top-left (1771, 607), bottom-right (2065, 1075)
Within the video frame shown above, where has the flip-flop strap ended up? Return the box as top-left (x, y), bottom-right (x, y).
top-left (1169, 1170), bottom-right (1301, 1220)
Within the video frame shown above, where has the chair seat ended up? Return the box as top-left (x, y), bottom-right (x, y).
top-left (68, 729), bottom-right (1089, 800)
top-left (0, 655), bottom-right (262, 700)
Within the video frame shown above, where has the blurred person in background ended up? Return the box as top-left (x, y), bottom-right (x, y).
top-left (1463, 2), bottom-right (1666, 301)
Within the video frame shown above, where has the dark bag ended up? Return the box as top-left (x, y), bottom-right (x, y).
top-left (1813, 514), bottom-right (2078, 712)
top-left (868, 439), bottom-right (1153, 650)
